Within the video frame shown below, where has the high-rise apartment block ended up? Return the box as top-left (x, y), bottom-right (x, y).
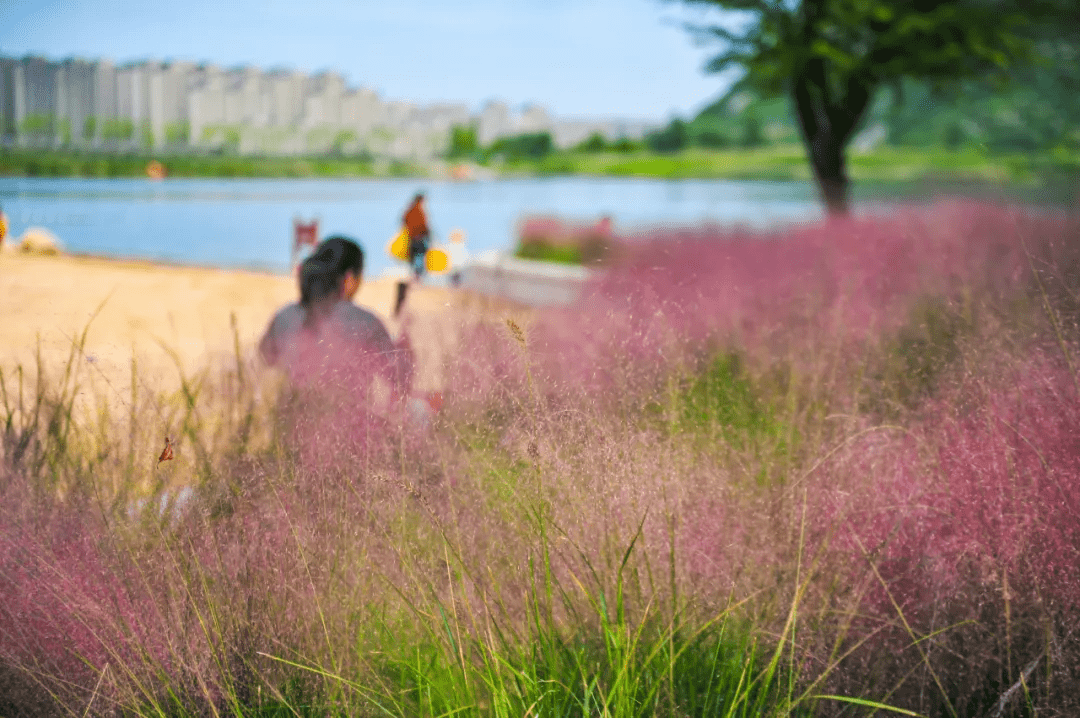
top-left (0, 53), bottom-right (656, 156)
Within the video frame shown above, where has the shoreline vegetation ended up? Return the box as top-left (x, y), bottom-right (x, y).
top-left (2, 144), bottom-right (1078, 187)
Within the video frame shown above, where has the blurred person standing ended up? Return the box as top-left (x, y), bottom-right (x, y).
top-left (0, 204), bottom-right (7, 249)
top-left (395, 192), bottom-right (432, 317)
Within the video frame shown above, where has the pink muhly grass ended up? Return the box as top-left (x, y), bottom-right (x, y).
top-left (826, 346), bottom-right (1080, 618)
top-left (506, 201), bottom-right (1067, 399)
top-left (794, 344), bottom-right (1080, 713)
top-left (4, 199), bottom-right (1079, 714)
top-left (931, 350), bottom-right (1080, 605)
top-left (0, 491), bottom-right (176, 712)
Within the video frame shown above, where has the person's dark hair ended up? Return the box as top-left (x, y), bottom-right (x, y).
top-left (299, 235), bottom-right (363, 323)
top-left (413, 192), bottom-right (425, 203)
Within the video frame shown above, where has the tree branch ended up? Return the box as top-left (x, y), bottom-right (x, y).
top-left (828, 75), bottom-right (873, 143)
top-left (680, 20), bottom-right (752, 46)
top-left (705, 51), bottom-right (754, 74)
top-left (676, 0), bottom-right (787, 24)
top-left (791, 71), bottom-right (819, 145)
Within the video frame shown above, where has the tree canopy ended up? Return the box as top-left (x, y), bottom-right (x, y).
top-left (679, 0), bottom-right (1058, 214)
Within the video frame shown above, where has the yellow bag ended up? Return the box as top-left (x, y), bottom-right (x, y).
top-left (388, 227), bottom-right (409, 261)
top-left (425, 248), bottom-right (450, 274)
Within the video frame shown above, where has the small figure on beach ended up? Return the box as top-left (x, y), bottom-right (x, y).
top-left (0, 203), bottom-right (7, 248)
top-left (395, 192), bottom-right (432, 317)
top-left (291, 216), bottom-right (320, 269)
top-left (446, 228), bottom-right (470, 288)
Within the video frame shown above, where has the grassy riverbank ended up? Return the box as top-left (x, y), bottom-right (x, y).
top-left (2, 145), bottom-right (1078, 186)
top-left (504, 144), bottom-right (1080, 186)
top-left (0, 149), bottom-right (423, 179)
top-left (4, 201), bottom-right (1080, 716)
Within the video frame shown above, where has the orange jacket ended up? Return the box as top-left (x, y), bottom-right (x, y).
top-left (403, 201), bottom-right (429, 240)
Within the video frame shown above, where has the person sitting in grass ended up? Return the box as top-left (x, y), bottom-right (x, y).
top-left (260, 235), bottom-right (415, 445)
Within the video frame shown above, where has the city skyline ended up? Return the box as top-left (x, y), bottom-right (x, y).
top-left (0, 52), bottom-right (661, 158)
top-left (0, 49), bottom-right (668, 119)
top-left (0, 0), bottom-right (734, 122)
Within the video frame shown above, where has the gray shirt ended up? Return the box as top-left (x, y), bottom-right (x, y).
top-left (259, 300), bottom-right (412, 394)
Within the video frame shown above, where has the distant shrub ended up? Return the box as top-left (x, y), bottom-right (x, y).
top-left (514, 215), bottom-right (616, 265)
top-left (514, 239), bottom-right (583, 264)
top-left (645, 118), bottom-right (689, 153)
top-left (488, 131), bottom-right (553, 160)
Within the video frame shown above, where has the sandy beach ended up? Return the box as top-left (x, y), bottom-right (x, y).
top-left (0, 251), bottom-right (468, 403)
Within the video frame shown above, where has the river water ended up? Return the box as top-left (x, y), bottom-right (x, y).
top-left (0, 176), bottom-right (833, 277)
top-left (0, 175), bottom-right (1054, 278)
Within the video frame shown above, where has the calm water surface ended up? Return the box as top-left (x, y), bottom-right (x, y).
top-left (0, 176), bottom-right (1064, 278)
top-left (0, 176), bottom-right (836, 277)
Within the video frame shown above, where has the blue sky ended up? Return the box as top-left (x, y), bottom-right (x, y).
top-left (0, 0), bottom-right (738, 121)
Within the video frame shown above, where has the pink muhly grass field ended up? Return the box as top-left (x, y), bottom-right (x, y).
top-left (511, 203), bottom-right (1056, 391)
top-left (3, 199), bottom-right (1080, 715)
top-left (440, 199), bottom-right (1080, 711)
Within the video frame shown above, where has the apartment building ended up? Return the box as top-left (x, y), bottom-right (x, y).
top-left (1, 53), bottom-right (656, 157)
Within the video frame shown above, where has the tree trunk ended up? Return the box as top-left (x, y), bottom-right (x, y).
top-left (791, 67), bottom-right (869, 218)
top-left (808, 130), bottom-right (851, 217)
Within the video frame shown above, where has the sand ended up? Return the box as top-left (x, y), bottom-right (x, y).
top-left (0, 251), bottom-right (471, 404)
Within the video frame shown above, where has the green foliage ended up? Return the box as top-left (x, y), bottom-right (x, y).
top-left (696, 128), bottom-right (731, 148)
top-left (680, 0), bottom-right (1058, 212)
top-left (448, 124), bottom-right (479, 158)
top-left (138, 122), bottom-right (154, 150)
top-left (367, 618), bottom-right (800, 718)
top-left (20, 113), bottom-right (54, 136)
top-left (881, 65), bottom-right (1080, 153)
top-left (689, 91), bottom-right (798, 147)
top-left (566, 133), bottom-right (643, 155)
top-left (488, 131), bottom-right (553, 160)
top-left (102, 118), bottom-right (134, 141)
top-left (646, 118), bottom-right (689, 153)
top-left (330, 129), bottom-right (356, 156)
top-left (2, 145), bottom-right (1077, 186)
top-left (82, 116), bottom-right (97, 141)
top-left (514, 240), bottom-right (583, 265)
top-left (514, 230), bottom-right (614, 266)
top-left (164, 122), bottom-right (190, 146)
top-left (861, 296), bottom-right (973, 417)
top-left (576, 131), bottom-right (608, 153)
top-left (0, 149), bottom-right (390, 179)
top-left (679, 52), bottom-right (1077, 156)
top-left (610, 136), bottom-right (642, 152)
top-left (517, 142), bottom-right (1078, 186)
top-left (223, 127), bottom-right (242, 153)
top-left (678, 353), bottom-right (774, 437)
top-left (664, 352), bottom-right (793, 484)
top-left (741, 111), bottom-right (763, 148)
top-left (693, 0), bottom-right (1038, 97)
